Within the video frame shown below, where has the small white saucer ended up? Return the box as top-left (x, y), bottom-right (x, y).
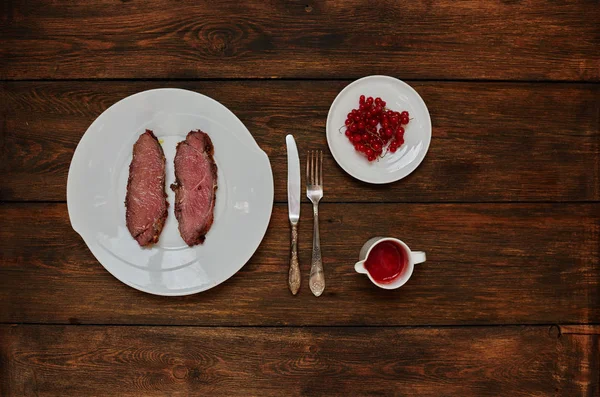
top-left (326, 75), bottom-right (432, 184)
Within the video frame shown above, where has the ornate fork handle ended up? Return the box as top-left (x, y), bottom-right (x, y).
top-left (309, 204), bottom-right (325, 296)
top-left (288, 223), bottom-right (300, 295)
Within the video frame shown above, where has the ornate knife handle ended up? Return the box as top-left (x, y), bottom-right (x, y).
top-left (288, 223), bottom-right (300, 295)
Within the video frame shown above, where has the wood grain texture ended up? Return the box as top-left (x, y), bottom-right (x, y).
top-left (554, 327), bottom-right (600, 397)
top-left (1, 0), bottom-right (598, 81)
top-left (1, 81), bottom-right (598, 202)
top-left (1, 325), bottom-right (596, 397)
top-left (2, 1), bottom-right (598, 393)
top-left (0, 203), bottom-right (597, 326)
top-left (560, 325), bottom-right (600, 335)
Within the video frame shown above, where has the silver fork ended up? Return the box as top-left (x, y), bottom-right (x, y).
top-left (307, 150), bottom-right (324, 297)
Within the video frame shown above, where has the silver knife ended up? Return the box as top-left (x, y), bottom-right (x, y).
top-left (286, 135), bottom-right (301, 295)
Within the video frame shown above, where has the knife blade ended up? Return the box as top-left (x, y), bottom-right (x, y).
top-left (286, 135), bottom-right (300, 223)
top-left (286, 135), bottom-right (301, 295)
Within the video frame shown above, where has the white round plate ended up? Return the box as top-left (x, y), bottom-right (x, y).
top-left (326, 75), bottom-right (431, 184)
top-left (67, 88), bottom-right (274, 296)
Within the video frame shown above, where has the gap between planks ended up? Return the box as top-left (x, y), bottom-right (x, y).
top-left (2, 78), bottom-right (600, 84)
top-left (2, 201), bottom-right (600, 205)
top-left (2, 322), bottom-right (599, 331)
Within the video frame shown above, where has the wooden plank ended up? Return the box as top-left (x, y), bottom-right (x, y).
top-left (1, 1), bottom-right (598, 81)
top-left (0, 203), bottom-right (597, 326)
top-left (560, 325), bottom-right (600, 335)
top-left (1, 81), bottom-right (598, 202)
top-left (0, 325), bottom-right (596, 396)
top-left (554, 328), bottom-right (600, 396)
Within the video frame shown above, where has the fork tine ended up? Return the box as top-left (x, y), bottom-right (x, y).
top-left (313, 151), bottom-right (317, 185)
top-left (315, 150), bottom-right (319, 187)
top-left (315, 150), bottom-right (320, 185)
top-left (319, 151), bottom-right (323, 186)
top-left (309, 151), bottom-right (313, 185)
top-left (306, 150), bottom-right (313, 185)
top-left (314, 150), bottom-right (318, 186)
top-left (310, 150), bottom-right (314, 185)
top-left (311, 151), bottom-right (314, 185)
top-left (306, 151), bottom-right (310, 186)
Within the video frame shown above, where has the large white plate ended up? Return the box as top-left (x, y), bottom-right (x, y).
top-left (67, 88), bottom-right (274, 296)
top-left (326, 75), bottom-right (432, 184)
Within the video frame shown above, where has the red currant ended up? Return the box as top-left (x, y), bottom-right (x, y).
top-left (345, 96), bottom-right (411, 161)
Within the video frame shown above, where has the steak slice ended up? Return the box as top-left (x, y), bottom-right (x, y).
top-left (171, 130), bottom-right (218, 246)
top-left (125, 130), bottom-right (168, 246)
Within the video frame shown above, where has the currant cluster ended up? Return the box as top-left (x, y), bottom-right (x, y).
top-left (343, 95), bottom-right (410, 162)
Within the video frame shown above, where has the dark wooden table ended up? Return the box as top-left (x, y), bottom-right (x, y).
top-left (1, 1), bottom-right (599, 396)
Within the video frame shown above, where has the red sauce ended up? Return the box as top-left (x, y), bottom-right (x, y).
top-left (364, 241), bottom-right (407, 284)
